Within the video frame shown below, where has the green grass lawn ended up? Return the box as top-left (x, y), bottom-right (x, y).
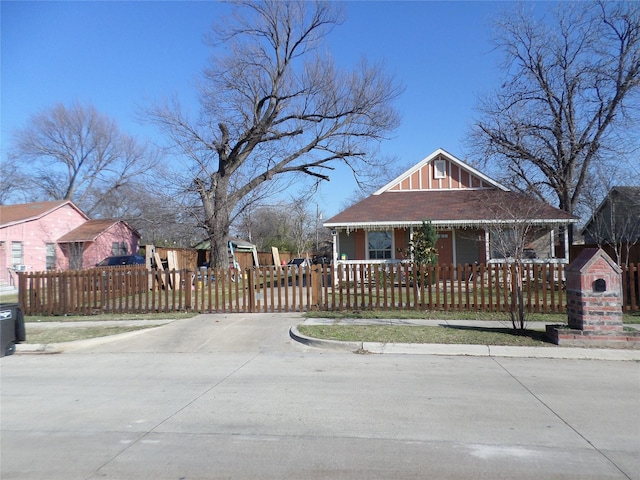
top-left (304, 309), bottom-right (640, 324)
top-left (300, 309), bottom-right (640, 347)
top-left (25, 312), bottom-right (197, 323)
top-left (25, 325), bottom-right (157, 344)
top-left (297, 324), bottom-right (555, 347)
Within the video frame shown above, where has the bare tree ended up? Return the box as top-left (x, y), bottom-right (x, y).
top-left (147, 1), bottom-right (401, 268)
top-left (93, 181), bottom-right (202, 248)
top-left (470, 1), bottom-right (640, 243)
top-left (476, 191), bottom-right (566, 330)
top-left (234, 199), bottom-right (324, 256)
top-left (0, 160), bottom-right (29, 205)
top-left (9, 102), bottom-right (156, 216)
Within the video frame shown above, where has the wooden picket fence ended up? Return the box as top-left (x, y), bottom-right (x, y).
top-left (17, 262), bottom-right (640, 316)
top-left (17, 265), bottom-right (318, 316)
top-left (326, 262), bottom-right (567, 313)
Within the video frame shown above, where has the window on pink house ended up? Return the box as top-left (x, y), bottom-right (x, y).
top-left (11, 242), bottom-right (23, 268)
top-left (111, 242), bottom-right (128, 256)
top-left (46, 243), bottom-right (56, 271)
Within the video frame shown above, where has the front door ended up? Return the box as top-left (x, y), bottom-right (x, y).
top-left (436, 231), bottom-right (453, 265)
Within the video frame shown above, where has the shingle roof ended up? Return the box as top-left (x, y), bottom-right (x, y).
top-left (612, 186), bottom-right (640, 208)
top-left (0, 200), bottom-right (87, 227)
top-left (581, 186), bottom-right (640, 237)
top-left (57, 219), bottom-right (140, 243)
top-left (324, 190), bottom-right (576, 230)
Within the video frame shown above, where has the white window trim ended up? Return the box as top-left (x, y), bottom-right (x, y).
top-left (434, 159), bottom-right (446, 179)
top-left (366, 230), bottom-right (395, 260)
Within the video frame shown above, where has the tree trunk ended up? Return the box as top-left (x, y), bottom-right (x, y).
top-left (510, 262), bottom-right (526, 330)
top-left (201, 176), bottom-right (233, 269)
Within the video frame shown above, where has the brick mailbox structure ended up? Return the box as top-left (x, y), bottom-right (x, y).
top-left (547, 248), bottom-right (640, 347)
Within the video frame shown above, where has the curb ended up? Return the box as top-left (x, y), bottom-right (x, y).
top-left (14, 343), bottom-right (63, 354)
top-left (289, 326), bottom-right (640, 361)
top-left (289, 326), bottom-right (363, 352)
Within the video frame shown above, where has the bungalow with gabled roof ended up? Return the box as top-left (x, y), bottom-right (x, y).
top-left (323, 149), bottom-right (577, 266)
top-left (0, 200), bottom-right (141, 289)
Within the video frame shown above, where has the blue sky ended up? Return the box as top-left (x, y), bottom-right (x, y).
top-left (2, 1), bottom-right (508, 217)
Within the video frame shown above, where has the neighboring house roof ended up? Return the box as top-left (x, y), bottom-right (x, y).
top-left (0, 200), bottom-right (89, 228)
top-left (57, 219), bottom-right (141, 243)
top-left (581, 186), bottom-right (640, 241)
top-left (325, 149), bottom-right (576, 231)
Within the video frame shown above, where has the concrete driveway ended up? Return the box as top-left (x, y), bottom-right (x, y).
top-left (1, 313), bottom-right (639, 479)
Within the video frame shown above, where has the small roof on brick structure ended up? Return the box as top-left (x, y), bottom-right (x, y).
top-left (57, 219), bottom-right (140, 243)
top-left (567, 247), bottom-right (622, 274)
top-left (324, 149), bottom-right (577, 231)
top-left (0, 200), bottom-right (88, 228)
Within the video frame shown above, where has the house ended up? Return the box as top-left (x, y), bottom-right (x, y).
top-left (582, 186), bottom-right (640, 244)
top-left (0, 200), bottom-right (141, 288)
top-left (57, 218), bottom-right (141, 269)
top-left (323, 149), bottom-right (577, 266)
top-left (580, 186), bottom-right (640, 264)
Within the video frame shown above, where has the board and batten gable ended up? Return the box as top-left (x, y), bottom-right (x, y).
top-left (375, 148), bottom-right (508, 194)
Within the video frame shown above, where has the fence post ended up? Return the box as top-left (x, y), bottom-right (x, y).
top-left (17, 273), bottom-right (27, 314)
top-left (311, 266), bottom-right (321, 311)
top-left (247, 268), bottom-right (255, 313)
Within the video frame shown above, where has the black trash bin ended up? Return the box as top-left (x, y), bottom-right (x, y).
top-left (0, 303), bottom-right (26, 357)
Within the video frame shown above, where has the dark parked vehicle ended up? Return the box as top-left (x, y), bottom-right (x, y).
top-left (0, 303), bottom-right (26, 357)
top-left (96, 255), bottom-right (145, 267)
top-left (287, 258), bottom-right (312, 271)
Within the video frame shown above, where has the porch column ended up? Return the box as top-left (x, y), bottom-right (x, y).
top-left (409, 227), bottom-right (414, 262)
top-left (331, 230), bottom-right (338, 285)
top-left (484, 229), bottom-right (490, 263)
top-left (563, 227), bottom-right (570, 262)
top-left (550, 229), bottom-right (556, 258)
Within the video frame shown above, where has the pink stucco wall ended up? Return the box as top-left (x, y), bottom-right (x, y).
top-left (0, 204), bottom-right (87, 285)
top-left (83, 222), bottom-right (141, 267)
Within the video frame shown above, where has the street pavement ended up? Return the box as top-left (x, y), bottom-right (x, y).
top-left (2, 313), bottom-right (639, 479)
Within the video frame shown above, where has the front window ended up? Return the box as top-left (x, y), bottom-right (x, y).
top-left (11, 242), bottom-right (23, 268)
top-left (69, 242), bottom-right (84, 270)
top-left (46, 243), bottom-right (57, 270)
top-left (368, 231), bottom-right (392, 259)
top-left (490, 228), bottom-right (520, 259)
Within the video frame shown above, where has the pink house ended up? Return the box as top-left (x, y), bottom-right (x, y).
top-left (0, 200), bottom-right (141, 289)
top-left (57, 218), bottom-right (141, 269)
